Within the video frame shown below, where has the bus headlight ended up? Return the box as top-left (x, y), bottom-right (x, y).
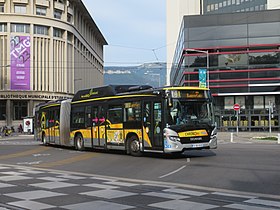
top-left (169, 136), bottom-right (180, 142)
top-left (164, 128), bottom-right (180, 142)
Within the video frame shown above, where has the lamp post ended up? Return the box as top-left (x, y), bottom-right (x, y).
top-left (184, 49), bottom-right (209, 88)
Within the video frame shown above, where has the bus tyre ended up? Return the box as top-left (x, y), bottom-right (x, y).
top-left (75, 134), bottom-right (84, 151)
top-left (128, 136), bottom-right (142, 157)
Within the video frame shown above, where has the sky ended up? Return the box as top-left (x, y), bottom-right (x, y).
top-left (82, 0), bottom-right (166, 66)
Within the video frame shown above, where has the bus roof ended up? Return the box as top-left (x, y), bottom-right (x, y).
top-left (72, 85), bottom-right (153, 102)
top-left (35, 99), bottom-right (67, 110)
top-left (71, 85), bottom-right (210, 103)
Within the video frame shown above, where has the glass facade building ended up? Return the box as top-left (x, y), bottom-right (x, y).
top-left (170, 9), bottom-right (280, 131)
top-left (204, 0), bottom-right (267, 14)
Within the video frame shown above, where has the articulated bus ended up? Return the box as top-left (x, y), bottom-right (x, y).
top-left (34, 85), bottom-right (217, 156)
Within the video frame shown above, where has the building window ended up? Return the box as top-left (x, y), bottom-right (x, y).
top-left (0, 101), bottom-right (6, 120)
top-left (223, 1), bottom-right (227, 7)
top-left (36, 6), bottom-right (47, 16)
top-left (34, 25), bottom-right (49, 35)
top-left (11, 24), bottom-right (30, 33)
top-left (14, 5), bottom-right (27, 14)
top-left (67, 14), bottom-right (72, 23)
top-left (215, 3), bottom-right (218, 10)
top-left (67, 32), bottom-right (73, 42)
top-left (0, 3), bottom-right (4, 13)
top-left (0, 23), bottom-right (7, 32)
top-left (13, 101), bottom-right (27, 120)
top-left (54, 9), bottom-right (62, 19)
top-left (53, 28), bottom-right (63, 38)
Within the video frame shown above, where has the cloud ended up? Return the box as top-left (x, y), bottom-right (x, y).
top-left (82, 0), bottom-right (166, 65)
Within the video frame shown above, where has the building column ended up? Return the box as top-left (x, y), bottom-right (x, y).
top-left (6, 99), bottom-right (12, 126)
top-left (29, 100), bottom-right (34, 116)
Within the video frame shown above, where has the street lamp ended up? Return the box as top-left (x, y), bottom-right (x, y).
top-left (184, 49), bottom-right (209, 88)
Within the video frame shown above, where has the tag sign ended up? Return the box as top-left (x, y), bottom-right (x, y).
top-left (233, 104), bottom-right (240, 111)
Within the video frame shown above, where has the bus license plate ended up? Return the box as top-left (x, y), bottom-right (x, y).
top-left (192, 143), bottom-right (204, 148)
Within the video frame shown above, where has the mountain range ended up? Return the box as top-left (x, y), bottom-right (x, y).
top-left (104, 62), bottom-right (166, 88)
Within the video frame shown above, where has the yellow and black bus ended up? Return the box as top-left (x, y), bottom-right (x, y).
top-left (35, 85), bottom-right (217, 156)
top-left (34, 99), bottom-right (71, 146)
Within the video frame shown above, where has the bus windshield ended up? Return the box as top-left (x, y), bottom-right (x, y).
top-left (168, 99), bottom-right (214, 126)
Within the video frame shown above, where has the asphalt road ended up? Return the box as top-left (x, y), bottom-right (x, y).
top-left (0, 135), bottom-right (279, 196)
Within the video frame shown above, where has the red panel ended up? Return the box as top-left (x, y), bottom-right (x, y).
top-left (183, 68), bottom-right (280, 75)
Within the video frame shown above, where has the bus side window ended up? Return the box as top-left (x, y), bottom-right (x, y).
top-left (72, 107), bottom-right (85, 127)
top-left (154, 102), bottom-right (162, 130)
top-left (85, 106), bottom-right (91, 127)
top-left (124, 102), bottom-right (141, 122)
top-left (108, 105), bottom-right (122, 124)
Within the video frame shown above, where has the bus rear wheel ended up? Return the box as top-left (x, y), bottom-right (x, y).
top-left (128, 136), bottom-right (142, 157)
top-left (75, 134), bottom-right (84, 151)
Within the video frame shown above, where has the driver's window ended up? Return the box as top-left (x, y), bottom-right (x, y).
top-left (154, 102), bottom-right (162, 133)
top-left (168, 101), bottom-right (179, 124)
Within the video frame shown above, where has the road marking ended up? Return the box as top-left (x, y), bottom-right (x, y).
top-left (17, 161), bottom-right (43, 165)
top-left (0, 147), bottom-right (51, 160)
top-left (2, 163), bottom-right (280, 201)
top-left (33, 154), bottom-right (51, 157)
top-left (38, 152), bottom-right (98, 168)
top-left (158, 165), bottom-right (186, 179)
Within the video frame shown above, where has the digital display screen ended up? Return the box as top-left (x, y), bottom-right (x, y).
top-left (171, 90), bottom-right (206, 99)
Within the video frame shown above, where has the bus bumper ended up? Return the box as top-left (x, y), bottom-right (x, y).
top-left (164, 136), bottom-right (217, 153)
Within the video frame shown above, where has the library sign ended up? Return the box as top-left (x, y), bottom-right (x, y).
top-left (0, 92), bottom-right (73, 100)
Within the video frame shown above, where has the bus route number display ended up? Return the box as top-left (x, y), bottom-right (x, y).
top-left (171, 90), bottom-right (205, 99)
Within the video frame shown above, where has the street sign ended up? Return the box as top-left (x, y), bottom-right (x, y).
top-left (233, 103), bottom-right (240, 111)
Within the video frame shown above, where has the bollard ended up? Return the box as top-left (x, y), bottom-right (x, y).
top-left (231, 132), bottom-right (234, 143)
top-left (278, 134), bottom-right (280, 144)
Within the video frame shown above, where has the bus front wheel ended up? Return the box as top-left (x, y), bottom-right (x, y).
top-left (128, 136), bottom-right (142, 157)
top-left (75, 134), bottom-right (84, 151)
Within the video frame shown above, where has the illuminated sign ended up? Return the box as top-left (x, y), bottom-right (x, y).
top-left (171, 90), bottom-right (206, 99)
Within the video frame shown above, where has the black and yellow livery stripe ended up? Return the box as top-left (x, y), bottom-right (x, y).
top-left (163, 87), bottom-right (209, 91)
top-left (72, 94), bottom-right (157, 104)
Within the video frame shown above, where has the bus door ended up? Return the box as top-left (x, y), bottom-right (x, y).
top-left (93, 106), bottom-right (106, 147)
top-left (143, 101), bottom-right (163, 150)
top-left (106, 105), bottom-right (124, 148)
top-left (48, 109), bottom-right (57, 143)
top-left (54, 108), bottom-right (60, 144)
top-left (84, 106), bottom-right (93, 148)
top-left (91, 106), bottom-right (101, 147)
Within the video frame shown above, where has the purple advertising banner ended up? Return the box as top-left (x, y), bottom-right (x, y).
top-left (10, 36), bottom-right (31, 90)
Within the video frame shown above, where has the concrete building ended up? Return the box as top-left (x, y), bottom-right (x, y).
top-left (167, 0), bottom-right (280, 131)
top-left (167, 0), bottom-right (279, 84)
top-left (0, 0), bottom-right (107, 127)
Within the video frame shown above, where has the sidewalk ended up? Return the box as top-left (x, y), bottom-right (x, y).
top-left (217, 131), bottom-right (280, 144)
top-left (0, 134), bottom-right (34, 141)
